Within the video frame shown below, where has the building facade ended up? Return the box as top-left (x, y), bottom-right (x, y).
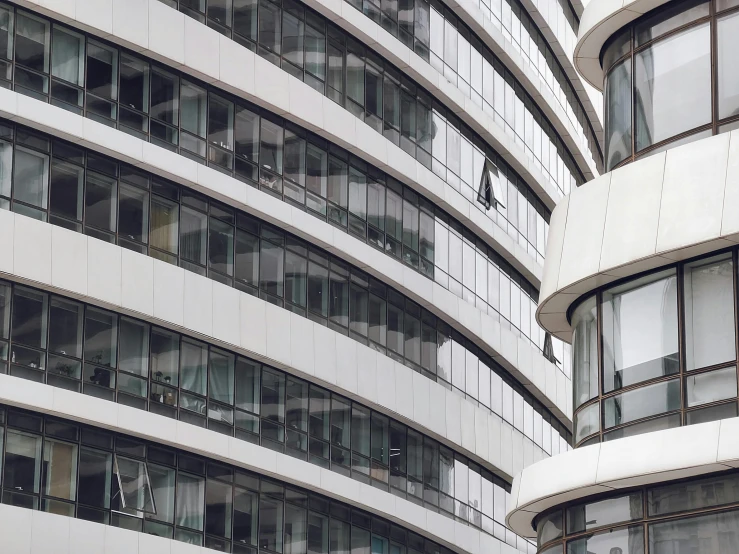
top-left (506, 0), bottom-right (739, 551)
top-left (0, 0), bottom-right (599, 552)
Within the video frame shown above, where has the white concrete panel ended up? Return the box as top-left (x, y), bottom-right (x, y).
top-left (75, 0), bottom-right (113, 35)
top-left (427, 381), bottom-right (447, 438)
top-left (600, 152), bottom-right (665, 270)
top-left (211, 281), bottom-right (242, 347)
top-left (446, 391), bottom-right (462, 447)
top-left (375, 354), bottom-right (397, 414)
top-left (50, 225), bottom-right (87, 297)
top-left (112, 0), bottom-right (149, 52)
top-left (86, 237), bottom-right (122, 308)
top-left (336, 334), bottom-right (359, 395)
top-left (146, 0), bottom-right (185, 66)
top-left (412, 371), bottom-right (430, 426)
top-left (240, 291), bottom-right (267, 358)
top-left (30, 508), bottom-right (70, 554)
top-left (557, 174), bottom-right (610, 290)
top-left (313, 323), bottom-right (337, 386)
top-left (218, 34), bottom-right (255, 96)
top-left (182, 270), bottom-right (214, 337)
top-left (0, 502), bottom-right (32, 554)
top-left (68, 517), bottom-right (107, 554)
top-left (264, 302), bottom-right (292, 368)
top-left (394, 362), bottom-right (414, 421)
top-left (104, 523), bottom-right (140, 554)
top-left (0, 208), bottom-right (14, 276)
top-left (121, 248), bottom-right (154, 317)
top-left (183, 15), bottom-right (220, 82)
top-left (152, 259), bottom-right (185, 327)
top-left (14, 214), bottom-right (52, 285)
top-left (289, 313), bottom-right (316, 377)
top-left (656, 134), bottom-right (730, 254)
top-left (356, 345), bottom-right (378, 404)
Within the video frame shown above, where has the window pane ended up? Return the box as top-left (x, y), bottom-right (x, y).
top-left (78, 447), bottom-right (112, 509)
top-left (305, 25), bottom-right (325, 81)
top-left (51, 26), bottom-right (83, 87)
top-left (113, 455), bottom-right (155, 513)
top-left (573, 402), bottom-right (599, 444)
top-left (176, 472), bottom-right (205, 531)
top-left (151, 68), bottom-right (179, 125)
top-left (120, 54), bottom-right (149, 114)
top-left (5, 430), bottom-right (42, 494)
top-left (605, 60), bottom-right (631, 170)
top-left (14, 147), bottom-right (49, 209)
top-left (635, 23), bottom-right (710, 151)
top-left (181, 81), bottom-right (208, 139)
top-left (86, 41), bottom-right (118, 100)
top-left (603, 378), bottom-right (680, 428)
top-left (16, 12), bottom-right (48, 73)
top-left (119, 183), bottom-right (149, 243)
top-left (209, 217), bottom-right (235, 276)
top-left (235, 106), bottom-right (259, 162)
top-left (117, 317), bottom-right (149, 378)
top-left (206, 478), bottom-right (233, 539)
top-left (85, 172), bottom-right (117, 232)
top-left (236, 229), bottom-right (260, 287)
top-left (148, 463), bottom-right (175, 524)
top-left (42, 438), bottom-right (78, 501)
top-left (568, 494), bottom-right (643, 534)
top-left (209, 349), bottom-right (235, 405)
top-left (234, 487), bottom-right (258, 545)
top-left (150, 195), bottom-right (179, 255)
top-left (260, 118), bottom-right (284, 174)
top-left (572, 296), bottom-right (597, 409)
top-left (259, 496), bottom-right (284, 552)
top-left (567, 526), bottom-right (644, 554)
top-left (208, 94), bottom-right (234, 151)
top-left (602, 270), bottom-right (678, 392)
top-left (235, 358), bottom-right (260, 414)
top-left (181, 339), bottom-right (206, 395)
top-left (684, 255), bottom-right (735, 370)
top-left (260, 239), bottom-right (284, 298)
top-left (285, 503), bottom-right (307, 554)
top-left (649, 511), bottom-right (739, 554)
top-left (686, 366), bottom-right (738, 407)
top-left (48, 297), bottom-right (81, 358)
top-left (151, 328), bottom-right (179, 387)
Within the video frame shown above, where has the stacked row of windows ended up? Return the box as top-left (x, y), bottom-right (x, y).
top-left (571, 251), bottom-right (739, 446)
top-left (0, 118), bottom-right (568, 373)
top-left (0, 407), bottom-right (540, 553)
top-left (0, 277), bottom-right (570, 471)
top-left (155, 0), bottom-right (586, 202)
top-left (156, 0), bottom-right (599, 187)
top-left (0, 1), bottom-right (553, 264)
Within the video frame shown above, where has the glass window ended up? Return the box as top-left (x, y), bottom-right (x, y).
top-left (635, 23), bottom-right (711, 151)
top-left (181, 338), bottom-right (207, 396)
top-left (649, 472), bottom-right (739, 516)
top-left (151, 68), bottom-right (179, 126)
top-left (573, 402), bottom-right (599, 444)
top-left (119, 183), bottom-right (149, 244)
top-left (567, 526), bottom-right (644, 554)
top-left (113, 455), bottom-right (156, 513)
top-left (572, 296), bottom-right (597, 409)
top-left (260, 239), bottom-right (284, 298)
top-left (151, 328), bottom-right (179, 387)
top-left (85, 172), bottom-right (117, 233)
top-left (605, 60), bottom-right (631, 170)
top-left (51, 26), bottom-right (84, 87)
top-left (13, 146), bottom-right (49, 209)
top-left (536, 510), bottom-right (562, 547)
top-left (84, 309), bottom-right (116, 369)
top-left (176, 472), bottom-right (205, 531)
top-left (4, 430), bottom-right (42, 495)
top-left (210, 349), bottom-right (235, 405)
top-left (285, 503), bottom-right (307, 553)
top-left (206, 477), bottom-right (233, 539)
top-left (181, 81), bottom-right (208, 140)
top-left (119, 54), bottom-right (150, 115)
top-left (150, 195), bottom-right (179, 255)
top-left (234, 486), bottom-right (258, 546)
top-left (77, 447), bottom-right (112, 509)
top-left (259, 495), bottom-right (284, 552)
top-left (41, 438), bottom-right (78, 502)
top-left (604, 378), bottom-right (680, 428)
top-left (209, 217), bottom-right (235, 276)
top-left (47, 297), bottom-right (81, 358)
top-left (649, 511), bottom-right (739, 554)
top-left (86, 40), bottom-right (118, 102)
top-left (684, 255), bottom-right (735, 370)
top-left (260, 118), bottom-right (284, 174)
top-left (567, 493), bottom-right (643, 534)
top-left (16, 11), bottom-right (49, 73)
top-left (686, 366), bottom-right (738, 407)
top-left (118, 317), bottom-right (149, 377)
top-left (148, 463), bottom-right (175, 524)
top-left (602, 270), bottom-right (678, 392)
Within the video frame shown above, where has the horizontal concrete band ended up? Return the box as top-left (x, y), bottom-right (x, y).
top-left (9, 0), bottom-right (560, 251)
top-left (536, 133), bottom-right (739, 341)
top-left (0, 87), bottom-right (572, 424)
top-left (574, 0), bottom-right (673, 89)
top-left (505, 417), bottom-right (739, 537)
top-left (296, 0), bottom-right (601, 186)
top-left (0, 208), bottom-right (560, 480)
top-left (0, 374), bottom-right (517, 554)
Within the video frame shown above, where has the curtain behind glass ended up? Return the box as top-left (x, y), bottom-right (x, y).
top-left (605, 60), bottom-right (632, 170)
top-left (51, 26), bottom-right (83, 85)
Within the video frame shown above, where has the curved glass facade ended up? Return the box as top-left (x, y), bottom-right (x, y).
top-left (601, 0), bottom-right (739, 170)
top-left (0, 282), bottom-right (556, 548)
top-left (0, 0), bottom-right (555, 267)
top-left (0, 405), bottom-right (541, 553)
top-left (155, 0), bottom-right (599, 188)
top-left (535, 470), bottom-right (739, 554)
top-left (570, 250), bottom-right (739, 446)
top-left (0, 3), bottom-right (563, 356)
top-left (0, 119), bottom-right (572, 442)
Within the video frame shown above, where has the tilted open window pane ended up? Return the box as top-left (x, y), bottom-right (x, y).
top-left (113, 454), bottom-right (156, 514)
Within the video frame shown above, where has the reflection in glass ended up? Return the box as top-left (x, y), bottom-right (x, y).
top-left (602, 271), bottom-right (678, 392)
top-left (573, 402), bottom-right (599, 444)
top-left (650, 510), bottom-right (739, 554)
top-left (567, 526), bottom-right (644, 554)
top-left (572, 296), bottom-right (597, 409)
top-left (684, 255), bottom-right (735, 370)
top-left (604, 379), bottom-right (680, 428)
top-left (649, 471), bottom-right (739, 516)
top-left (567, 493), bottom-right (643, 534)
top-left (536, 510), bottom-right (562, 547)
top-left (605, 60), bottom-right (631, 170)
top-left (635, 23), bottom-right (711, 151)
top-left (686, 367), bottom-right (737, 407)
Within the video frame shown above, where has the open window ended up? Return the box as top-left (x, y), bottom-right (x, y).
top-left (112, 454), bottom-right (156, 515)
top-left (543, 332), bottom-right (560, 365)
top-left (476, 160), bottom-right (505, 211)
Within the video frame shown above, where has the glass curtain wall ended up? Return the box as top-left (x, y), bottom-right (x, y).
top-left (537, 471), bottom-right (739, 554)
top-left (154, 0), bottom-right (600, 182)
top-left (0, 406), bottom-right (540, 553)
top-left (601, 0), bottom-right (739, 169)
top-left (0, 119), bottom-right (570, 379)
top-left (0, 278), bottom-right (571, 503)
top-left (0, 1), bottom-right (555, 264)
top-left (570, 252), bottom-right (739, 445)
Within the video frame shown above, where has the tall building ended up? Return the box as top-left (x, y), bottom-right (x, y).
top-left (507, 0), bottom-right (739, 551)
top-left (0, 0), bottom-right (598, 552)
